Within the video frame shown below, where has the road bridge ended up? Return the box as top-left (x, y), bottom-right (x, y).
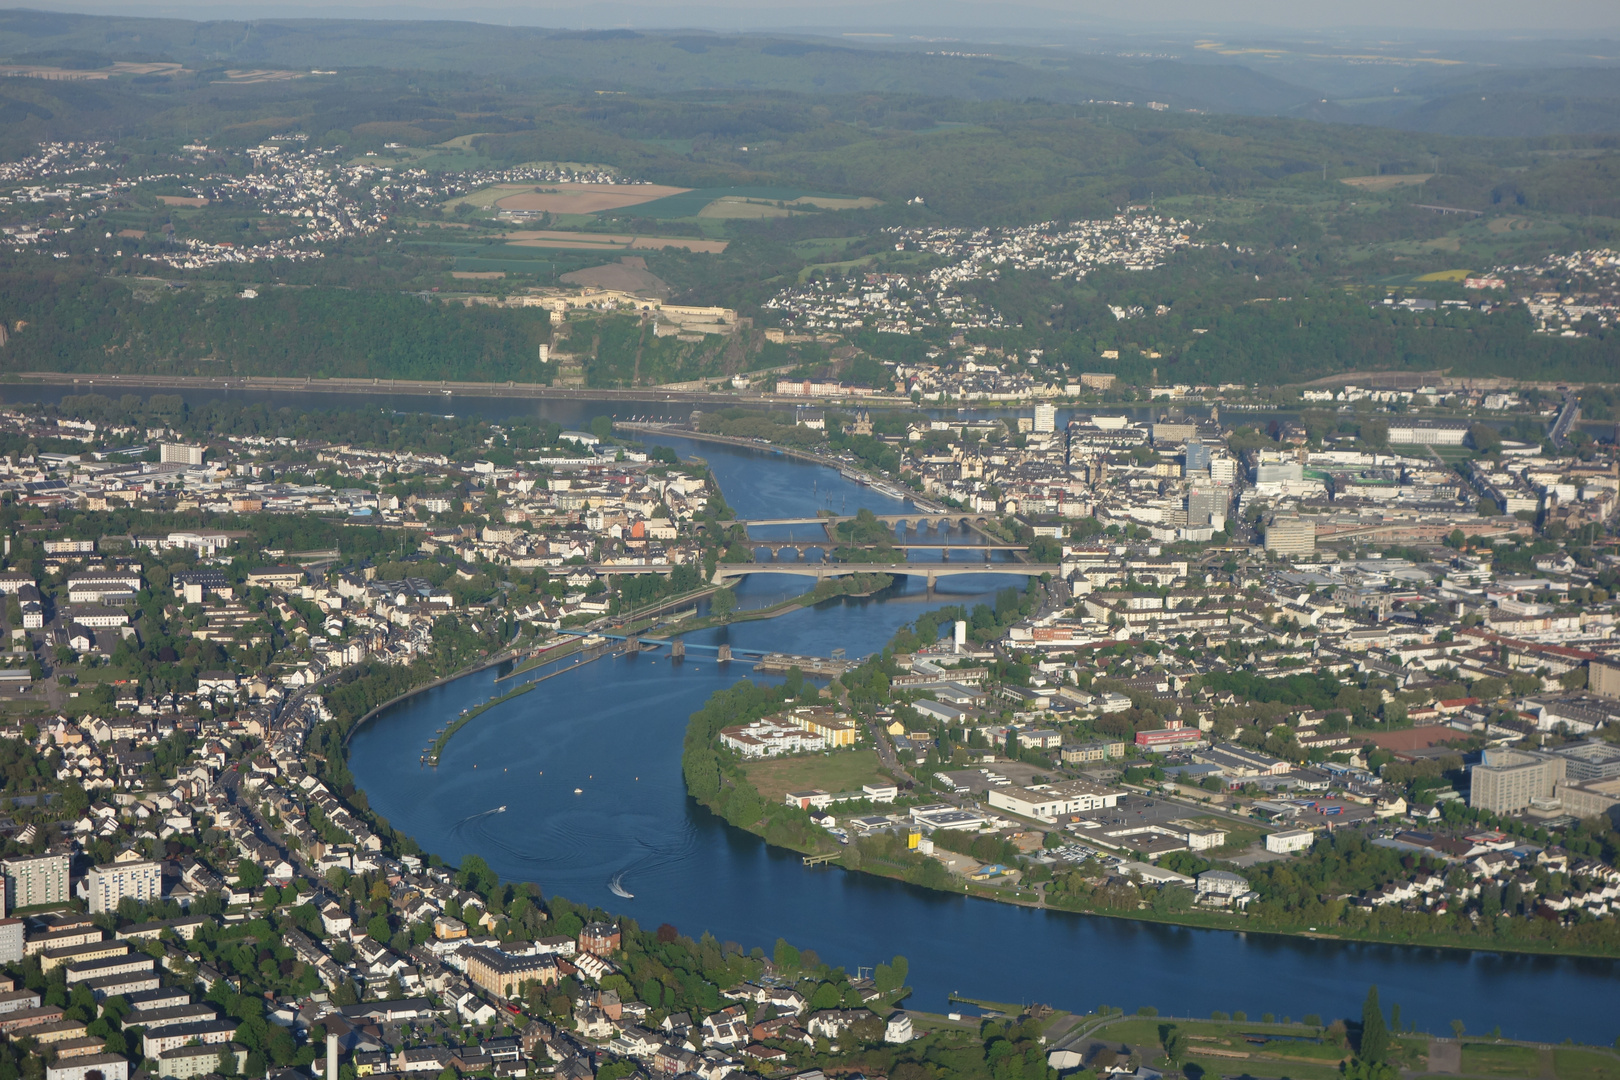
top-left (732, 514), bottom-right (995, 531)
top-left (554, 630), bottom-right (861, 674)
top-left (1551, 391), bottom-right (1581, 448)
top-left (585, 563), bottom-right (675, 576)
top-left (744, 540), bottom-right (1027, 558)
top-left (711, 563), bottom-right (1062, 586)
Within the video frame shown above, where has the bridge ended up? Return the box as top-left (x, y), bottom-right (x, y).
top-left (743, 540), bottom-right (1027, 558)
top-left (730, 514), bottom-right (994, 532)
top-left (1551, 391), bottom-right (1581, 449)
top-left (711, 563), bottom-right (1062, 585)
top-left (554, 630), bottom-right (861, 674)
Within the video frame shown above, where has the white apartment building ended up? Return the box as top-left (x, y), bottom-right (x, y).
top-left (87, 856), bottom-right (162, 914)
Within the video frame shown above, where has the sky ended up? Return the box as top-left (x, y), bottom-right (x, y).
top-left (21, 0), bottom-right (1620, 35)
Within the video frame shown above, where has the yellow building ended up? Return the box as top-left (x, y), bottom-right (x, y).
top-left (788, 706), bottom-right (859, 748)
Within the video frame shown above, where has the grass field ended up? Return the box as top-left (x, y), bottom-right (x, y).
top-left (743, 748), bottom-right (886, 802)
top-left (494, 182), bottom-right (690, 214)
top-left (1553, 1049), bottom-right (1620, 1080)
top-left (502, 230), bottom-right (728, 253)
top-left (1186, 1055), bottom-right (1344, 1080)
top-left (1339, 173), bottom-right (1435, 191)
top-left (1088, 1018), bottom-right (1457, 1080)
top-left (1461, 1043), bottom-right (1542, 1077)
top-left (1190, 815), bottom-right (1267, 853)
top-left (696, 194), bottom-right (883, 219)
top-left (621, 185), bottom-right (863, 219)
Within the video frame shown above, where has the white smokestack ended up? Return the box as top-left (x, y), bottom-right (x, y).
top-left (327, 1031), bottom-right (338, 1080)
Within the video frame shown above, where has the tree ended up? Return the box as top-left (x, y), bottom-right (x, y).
top-left (1343, 1060), bottom-right (1397, 1080)
top-left (457, 854), bottom-right (498, 896)
top-left (809, 982), bottom-right (842, 1011)
top-left (367, 914), bottom-right (391, 942)
top-left (235, 860), bottom-right (265, 890)
top-left (1161, 1025), bottom-right (1188, 1065)
top-left (873, 955), bottom-right (908, 994)
top-left (710, 588), bottom-right (736, 619)
top-left (1468, 424), bottom-right (1502, 455)
top-left (1359, 986), bottom-right (1388, 1066)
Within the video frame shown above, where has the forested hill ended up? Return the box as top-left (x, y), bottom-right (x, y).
top-left (0, 271), bottom-right (553, 382)
top-left (3, 9), bottom-right (1618, 138)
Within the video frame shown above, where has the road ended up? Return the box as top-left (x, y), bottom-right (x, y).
top-left (1550, 391), bottom-right (1581, 448)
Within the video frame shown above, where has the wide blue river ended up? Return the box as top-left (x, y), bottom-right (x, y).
top-left (339, 429), bottom-right (1620, 1044)
top-left (1, 382), bottom-right (1611, 1039)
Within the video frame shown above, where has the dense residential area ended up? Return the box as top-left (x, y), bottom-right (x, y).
top-left (676, 393), bottom-right (1620, 954)
top-left (3, 0), bottom-right (1620, 1070)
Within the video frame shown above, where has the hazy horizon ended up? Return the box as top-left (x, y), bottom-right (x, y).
top-left (10, 0), bottom-right (1620, 37)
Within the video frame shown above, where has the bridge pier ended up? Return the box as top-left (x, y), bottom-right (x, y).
top-left (718, 644), bottom-right (732, 663)
top-left (671, 639), bottom-right (685, 659)
top-left (626, 637), bottom-right (641, 654)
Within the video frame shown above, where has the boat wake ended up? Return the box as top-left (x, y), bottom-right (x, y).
top-left (608, 873), bottom-right (634, 900)
top-left (453, 805), bottom-right (508, 827)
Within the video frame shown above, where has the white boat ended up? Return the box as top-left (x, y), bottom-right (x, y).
top-left (573, 787), bottom-right (583, 794)
top-left (608, 874), bottom-right (634, 900)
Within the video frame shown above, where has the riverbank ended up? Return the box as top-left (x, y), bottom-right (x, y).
top-left (617, 421), bottom-right (946, 512)
top-left (679, 668), bottom-right (1620, 963)
top-left (707, 796), bottom-right (1620, 960)
top-left (426, 680), bottom-right (543, 765)
top-left (8, 370), bottom-right (750, 405)
top-left (339, 643), bottom-right (522, 748)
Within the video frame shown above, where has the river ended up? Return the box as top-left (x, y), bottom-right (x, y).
top-left (340, 431), bottom-right (1619, 1043)
top-left (0, 381), bottom-right (1605, 1037)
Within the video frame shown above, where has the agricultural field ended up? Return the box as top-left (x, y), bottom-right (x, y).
top-left (697, 194), bottom-right (883, 219)
top-left (504, 230), bottom-right (728, 253)
top-left (619, 186), bottom-right (876, 220)
top-left (743, 749), bottom-right (888, 803)
top-left (1340, 173), bottom-right (1436, 191)
top-left (489, 182), bottom-right (690, 214)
